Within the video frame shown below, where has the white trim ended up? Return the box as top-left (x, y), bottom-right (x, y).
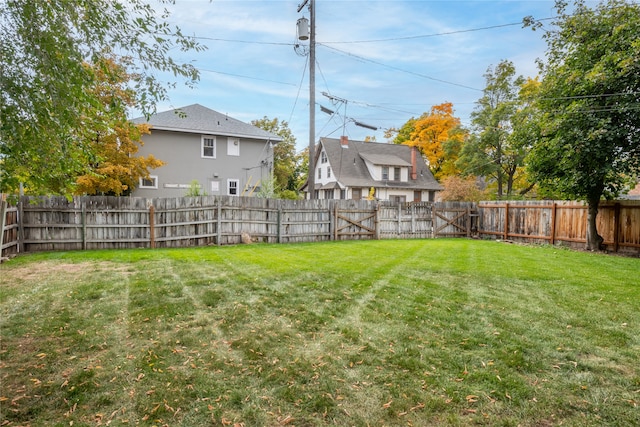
top-left (227, 179), bottom-right (240, 196)
top-left (139, 175), bottom-right (159, 189)
top-left (201, 136), bottom-right (216, 158)
top-left (227, 137), bottom-right (240, 156)
top-left (141, 125), bottom-right (281, 141)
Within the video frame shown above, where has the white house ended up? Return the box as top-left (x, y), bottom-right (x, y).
top-left (303, 137), bottom-right (442, 202)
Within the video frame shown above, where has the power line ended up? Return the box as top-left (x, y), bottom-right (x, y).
top-left (319, 43), bottom-right (482, 92)
top-left (321, 17), bottom-right (556, 44)
top-left (540, 91), bottom-right (640, 101)
top-left (181, 35), bottom-right (293, 46)
top-left (199, 68), bottom-right (296, 86)
top-left (288, 55), bottom-right (309, 125)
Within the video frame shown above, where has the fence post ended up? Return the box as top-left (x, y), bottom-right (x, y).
top-left (82, 202), bottom-right (87, 250)
top-left (0, 199), bottom-right (6, 259)
top-left (333, 202), bottom-right (338, 241)
top-left (432, 203), bottom-right (437, 238)
top-left (411, 203), bottom-right (416, 234)
top-left (277, 203), bottom-right (282, 244)
top-left (375, 203), bottom-right (380, 240)
top-left (503, 202), bottom-right (509, 240)
top-left (613, 202), bottom-right (621, 253)
top-left (17, 200), bottom-right (24, 254)
top-left (550, 202), bottom-right (557, 246)
top-left (149, 205), bottom-right (155, 249)
top-left (216, 198), bottom-right (222, 246)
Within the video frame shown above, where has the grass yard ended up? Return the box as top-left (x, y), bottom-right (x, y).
top-left (0, 239), bottom-right (639, 426)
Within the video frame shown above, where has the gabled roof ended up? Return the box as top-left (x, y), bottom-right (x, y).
top-left (359, 152), bottom-right (411, 167)
top-left (318, 137), bottom-right (442, 190)
top-left (132, 104), bottom-right (282, 141)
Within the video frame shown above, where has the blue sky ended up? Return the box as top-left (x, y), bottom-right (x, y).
top-left (147, 1), bottom-right (580, 150)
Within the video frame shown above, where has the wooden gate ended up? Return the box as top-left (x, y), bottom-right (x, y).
top-left (1, 198), bottom-right (20, 260)
top-left (333, 201), bottom-right (378, 241)
top-left (433, 202), bottom-right (477, 238)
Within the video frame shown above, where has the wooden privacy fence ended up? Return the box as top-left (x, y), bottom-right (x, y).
top-left (478, 200), bottom-right (640, 255)
top-left (0, 196), bottom-right (474, 257)
top-left (1, 198), bottom-right (19, 260)
top-left (3, 196), bottom-right (638, 258)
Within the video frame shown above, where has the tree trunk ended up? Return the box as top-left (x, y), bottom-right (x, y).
top-left (496, 169), bottom-right (504, 199)
top-left (585, 196), bottom-right (604, 251)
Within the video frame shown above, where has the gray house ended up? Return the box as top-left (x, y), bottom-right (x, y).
top-left (132, 104), bottom-right (281, 198)
top-left (304, 137), bottom-right (442, 202)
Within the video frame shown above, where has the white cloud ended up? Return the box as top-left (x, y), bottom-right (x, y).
top-left (139, 0), bottom-right (558, 149)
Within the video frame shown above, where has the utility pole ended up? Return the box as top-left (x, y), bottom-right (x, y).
top-left (297, 0), bottom-right (315, 199)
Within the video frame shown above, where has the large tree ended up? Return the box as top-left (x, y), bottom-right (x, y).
top-left (457, 60), bottom-right (532, 199)
top-left (251, 117), bottom-right (302, 199)
top-left (386, 103), bottom-right (465, 180)
top-left (0, 0), bottom-right (204, 195)
top-left (526, 0), bottom-right (640, 250)
top-left (75, 56), bottom-right (165, 196)
top-left (403, 102), bottom-right (465, 180)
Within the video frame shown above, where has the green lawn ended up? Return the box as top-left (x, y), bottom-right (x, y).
top-left (1, 239), bottom-right (638, 426)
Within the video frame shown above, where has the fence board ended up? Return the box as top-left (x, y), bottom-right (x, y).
top-left (1, 200), bottom-right (20, 259)
top-left (477, 200), bottom-right (640, 255)
top-left (434, 201), bottom-right (477, 237)
top-left (378, 202), bottom-right (435, 239)
top-left (4, 196), bottom-right (637, 258)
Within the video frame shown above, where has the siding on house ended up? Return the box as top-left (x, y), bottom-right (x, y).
top-left (132, 104), bottom-right (280, 198)
top-left (309, 137), bottom-right (442, 202)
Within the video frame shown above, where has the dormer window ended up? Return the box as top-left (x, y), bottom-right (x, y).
top-left (394, 167), bottom-right (401, 181)
top-left (382, 166), bottom-right (389, 180)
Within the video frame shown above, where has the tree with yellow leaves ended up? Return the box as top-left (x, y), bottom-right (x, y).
top-left (75, 56), bottom-right (164, 196)
top-left (389, 103), bottom-right (465, 180)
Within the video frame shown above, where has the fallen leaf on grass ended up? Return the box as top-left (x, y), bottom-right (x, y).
top-left (279, 415), bottom-right (295, 425)
top-left (409, 402), bottom-right (425, 412)
top-left (383, 400), bottom-right (393, 408)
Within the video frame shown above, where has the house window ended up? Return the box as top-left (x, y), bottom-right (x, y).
top-left (139, 175), bottom-right (158, 189)
top-left (381, 166), bottom-right (389, 180)
top-left (228, 179), bottom-right (239, 196)
top-left (327, 167), bottom-right (331, 178)
top-left (317, 168), bottom-right (322, 180)
top-left (321, 151), bottom-right (328, 164)
top-left (413, 190), bottom-right (422, 202)
top-left (352, 188), bottom-right (362, 200)
top-left (340, 189), bottom-right (346, 199)
top-left (325, 189), bottom-right (334, 199)
top-left (202, 136), bottom-right (216, 158)
top-left (390, 195), bottom-right (406, 204)
top-left (394, 167), bottom-right (401, 181)
top-left (227, 138), bottom-right (240, 156)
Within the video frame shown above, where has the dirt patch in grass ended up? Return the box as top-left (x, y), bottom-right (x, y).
top-left (1, 261), bottom-right (132, 286)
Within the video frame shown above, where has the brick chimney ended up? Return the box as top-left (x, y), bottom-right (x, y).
top-left (340, 135), bottom-right (349, 148)
top-left (411, 146), bottom-right (418, 180)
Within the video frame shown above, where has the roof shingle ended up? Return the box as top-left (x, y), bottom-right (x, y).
top-left (132, 104), bottom-right (281, 141)
top-left (319, 137), bottom-right (442, 190)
